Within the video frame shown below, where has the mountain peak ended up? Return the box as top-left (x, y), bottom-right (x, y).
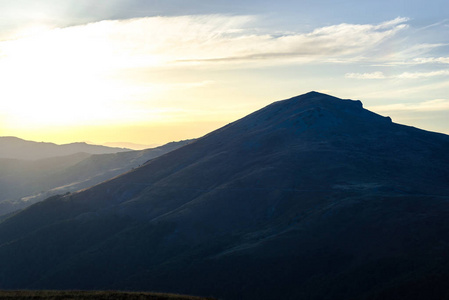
top-left (285, 91), bottom-right (363, 108)
top-left (287, 92), bottom-right (391, 125)
top-left (219, 92), bottom-right (391, 143)
top-left (294, 90), bottom-right (337, 98)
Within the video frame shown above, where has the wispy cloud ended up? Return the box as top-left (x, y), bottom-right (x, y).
top-left (397, 70), bottom-right (449, 78)
top-left (174, 17), bottom-right (410, 64)
top-left (346, 69), bottom-right (449, 79)
top-left (345, 71), bottom-right (386, 79)
top-left (0, 15), bottom-right (409, 68)
top-left (412, 57), bottom-right (449, 64)
top-left (381, 55), bottom-right (449, 66)
top-left (369, 99), bottom-right (449, 112)
top-left (416, 19), bottom-right (449, 31)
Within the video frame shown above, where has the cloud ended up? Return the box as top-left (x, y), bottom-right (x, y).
top-left (397, 70), bottom-right (449, 79)
top-left (374, 17), bottom-right (409, 29)
top-left (345, 71), bottom-right (386, 79)
top-left (369, 99), bottom-right (449, 112)
top-left (374, 43), bottom-right (448, 67)
top-left (345, 69), bottom-right (449, 79)
top-left (382, 55), bottom-right (449, 66)
top-left (0, 0), bottom-right (129, 40)
top-left (0, 15), bottom-right (410, 70)
top-left (174, 17), bottom-right (409, 64)
top-left (412, 57), bottom-right (449, 64)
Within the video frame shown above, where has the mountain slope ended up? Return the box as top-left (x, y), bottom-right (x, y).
top-left (0, 92), bottom-right (448, 300)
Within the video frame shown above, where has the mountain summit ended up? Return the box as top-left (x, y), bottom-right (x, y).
top-left (0, 92), bottom-right (448, 300)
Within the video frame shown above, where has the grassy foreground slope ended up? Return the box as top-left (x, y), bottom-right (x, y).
top-left (0, 290), bottom-right (215, 300)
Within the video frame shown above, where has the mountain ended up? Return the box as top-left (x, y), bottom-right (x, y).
top-left (103, 141), bottom-right (160, 150)
top-left (0, 92), bottom-right (448, 299)
top-left (0, 140), bottom-right (193, 216)
top-left (0, 137), bottom-right (130, 160)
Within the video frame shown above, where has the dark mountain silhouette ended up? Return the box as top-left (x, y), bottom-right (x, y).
top-left (0, 140), bottom-right (193, 216)
top-left (0, 137), bottom-right (130, 160)
top-left (0, 92), bottom-right (448, 300)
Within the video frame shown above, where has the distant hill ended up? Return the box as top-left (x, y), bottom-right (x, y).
top-left (0, 92), bottom-right (448, 300)
top-left (0, 140), bottom-right (193, 215)
top-left (103, 141), bottom-right (160, 150)
top-left (0, 137), bottom-right (130, 160)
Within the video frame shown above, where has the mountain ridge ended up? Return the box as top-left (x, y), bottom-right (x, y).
top-left (0, 136), bottom-right (131, 160)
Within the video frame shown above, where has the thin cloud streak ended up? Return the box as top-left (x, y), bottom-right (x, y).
top-left (380, 55), bottom-right (449, 66)
top-left (369, 99), bottom-right (449, 112)
top-left (345, 72), bottom-right (386, 79)
top-left (346, 69), bottom-right (449, 79)
top-left (397, 70), bottom-right (449, 78)
top-left (413, 57), bottom-right (449, 64)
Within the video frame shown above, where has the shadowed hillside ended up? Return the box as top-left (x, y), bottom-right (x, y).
top-left (0, 92), bottom-right (448, 299)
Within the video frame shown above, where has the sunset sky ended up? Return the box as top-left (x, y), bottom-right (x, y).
top-left (0, 0), bottom-right (448, 147)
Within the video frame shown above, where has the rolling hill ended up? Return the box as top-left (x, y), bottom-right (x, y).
top-left (0, 140), bottom-right (193, 216)
top-left (0, 137), bottom-right (130, 160)
top-left (0, 92), bottom-right (448, 299)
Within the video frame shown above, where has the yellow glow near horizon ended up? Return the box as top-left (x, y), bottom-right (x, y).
top-left (4, 120), bottom-right (229, 147)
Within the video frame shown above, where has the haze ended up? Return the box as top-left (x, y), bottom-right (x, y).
top-left (0, 0), bottom-right (448, 146)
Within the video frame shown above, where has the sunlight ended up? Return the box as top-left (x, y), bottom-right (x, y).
top-left (0, 24), bottom-right (162, 129)
top-left (0, 17), bottom-right (253, 133)
top-left (7, 24), bottom-right (55, 39)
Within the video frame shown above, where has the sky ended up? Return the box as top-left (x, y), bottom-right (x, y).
top-left (0, 0), bottom-right (448, 148)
